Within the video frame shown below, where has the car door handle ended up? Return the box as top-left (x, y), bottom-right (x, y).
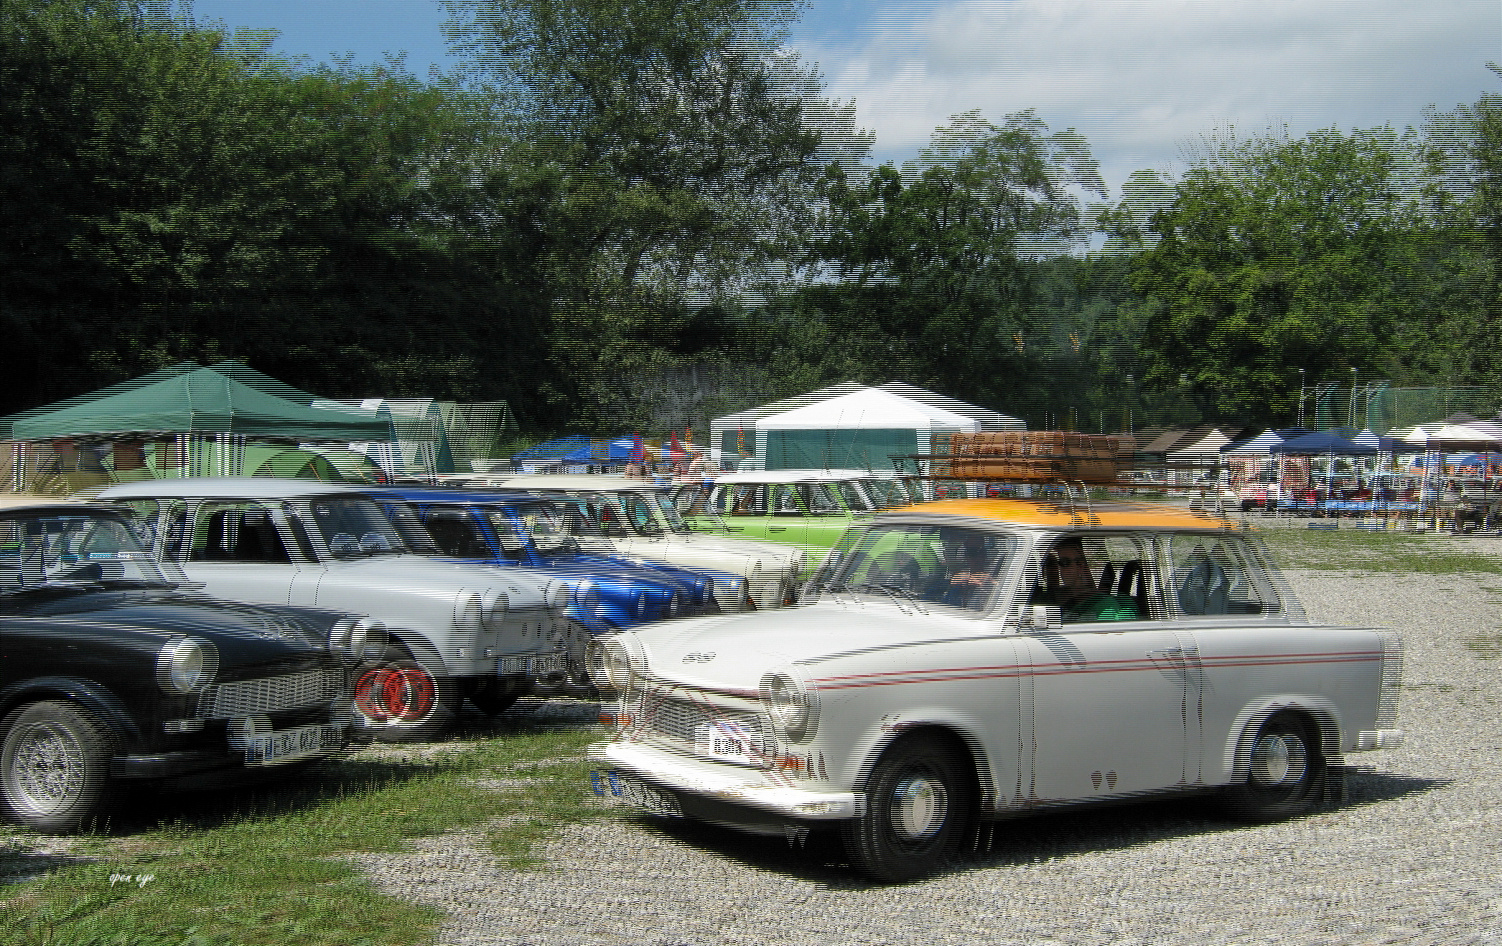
top-left (768, 526), bottom-right (787, 532)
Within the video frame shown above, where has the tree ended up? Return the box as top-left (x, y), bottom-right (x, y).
top-left (443, 0), bottom-right (836, 430)
top-left (802, 110), bottom-right (1105, 412)
top-left (1120, 127), bottom-right (1451, 423)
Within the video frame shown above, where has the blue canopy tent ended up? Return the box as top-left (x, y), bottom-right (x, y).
top-left (511, 436), bottom-right (644, 468)
top-left (1272, 432), bottom-right (1379, 509)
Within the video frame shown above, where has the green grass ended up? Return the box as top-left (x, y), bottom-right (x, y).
top-left (1258, 529), bottom-right (1502, 574)
top-left (0, 715), bottom-right (602, 946)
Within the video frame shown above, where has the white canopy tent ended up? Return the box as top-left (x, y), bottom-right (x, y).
top-left (713, 385), bottom-right (993, 471)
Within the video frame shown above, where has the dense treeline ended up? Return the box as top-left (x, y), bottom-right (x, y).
top-left (3, 0), bottom-right (1500, 433)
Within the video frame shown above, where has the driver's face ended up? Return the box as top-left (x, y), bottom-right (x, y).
top-left (1054, 541), bottom-right (1093, 591)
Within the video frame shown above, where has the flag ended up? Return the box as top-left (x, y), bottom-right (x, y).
top-left (632, 433), bottom-right (645, 461)
top-left (668, 431), bottom-right (686, 460)
top-left (737, 426), bottom-right (749, 458)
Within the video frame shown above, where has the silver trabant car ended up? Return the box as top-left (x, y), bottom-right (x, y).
top-left (486, 475), bottom-right (806, 607)
top-left (99, 480), bottom-right (572, 741)
top-left (588, 498), bottom-right (1404, 881)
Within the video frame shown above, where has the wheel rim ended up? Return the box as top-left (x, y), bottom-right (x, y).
top-left (889, 772), bottom-right (949, 842)
top-left (8, 721), bottom-right (86, 816)
top-left (355, 666), bottom-right (437, 724)
top-left (1250, 732), bottom-right (1307, 787)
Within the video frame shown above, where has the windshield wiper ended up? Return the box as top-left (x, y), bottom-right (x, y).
top-left (852, 582), bottom-right (927, 615)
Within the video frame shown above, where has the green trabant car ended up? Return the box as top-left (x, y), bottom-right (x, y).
top-left (670, 471), bottom-right (879, 560)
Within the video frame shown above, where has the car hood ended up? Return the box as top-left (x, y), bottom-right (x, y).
top-left (319, 555), bottom-right (548, 606)
top-left (637, 535), bottom-right (800, 575)
top-left (628, 601), bottom-right (989, 691)
top-left (7, 589), bottom-right (331, 667)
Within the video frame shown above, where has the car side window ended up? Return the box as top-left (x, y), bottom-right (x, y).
top-left (189, 502), bottom-right (292, 564)
top-left (771, 484), bottom-right (803, 517)
top-left (1027, 533), bottom-right (1156, 624)
top-left (1167, 535), bottom-right (1278, 617)
top-left (420, 508), bottom-right (493, 559)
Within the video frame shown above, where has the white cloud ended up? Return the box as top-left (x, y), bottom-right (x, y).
top-left (798, 0), bottom-right (1500, 194)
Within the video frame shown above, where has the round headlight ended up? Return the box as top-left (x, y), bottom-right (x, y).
top-left (665, 593), bottom-right (680, 618)
top-left (352, 617), bottom-right (384, 658)
top-left (587, 637), bottom-right (634, 691)
top-left (760, 671), bottom-right (817, 743)
top-left (157, 637), bottom-right (218, 694)
top-left (330, 618), bottom-right (355, 653)
top-left (635, 590), bottom-right (647, 619)
top-left (573, 580), bottom-right (600, 615)
top-left (544, 580), bottom-right (569, 611)
top-left (481, 589), bottom-right (508, 631)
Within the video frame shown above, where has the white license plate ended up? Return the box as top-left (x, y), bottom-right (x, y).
top-left (499, 653), bottom-right (567, 676)
top-left (694, 720), bottom-right (757, 764)
top-left (243, 724), bottom-right (341, 765)
top-left (590, 770), bottom-right (683, 817)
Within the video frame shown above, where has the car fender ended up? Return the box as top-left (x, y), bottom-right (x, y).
top-left (0, 676), bottom-right (145, 749)
top-left (1221, 693), bottom-right (1344, 783)
top-left (383, 629), bottom-right (445, 676)
top-left (846, 710), bottom-right (999, 815)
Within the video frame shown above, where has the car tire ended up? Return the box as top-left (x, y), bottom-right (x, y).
top-left (1220, 712), bottom-right (1325, 822)
top-left (0, 701), bottom-right (115, 832)
top-left (466, 679), bottom-right (522, 717)
top-left (841, 734), bottom-right (974, 882)
top-left (354, 646), bottom-right (461, 743)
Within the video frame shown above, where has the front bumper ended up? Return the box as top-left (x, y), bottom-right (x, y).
top-left (588, 740), bottom-right (860, 821)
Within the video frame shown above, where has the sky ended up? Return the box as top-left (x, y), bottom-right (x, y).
top-left (190, 0), bottom-right (1502, 196)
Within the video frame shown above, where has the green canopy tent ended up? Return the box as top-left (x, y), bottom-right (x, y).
top-left (1, 365), bottom-right (390, 490)
top-left (5, 367), bottom-right (386, 442)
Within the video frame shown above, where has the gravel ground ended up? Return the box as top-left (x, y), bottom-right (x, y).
top-left (351, 561), bottom-right (1502, 946)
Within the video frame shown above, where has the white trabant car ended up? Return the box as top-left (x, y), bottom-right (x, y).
top-left (588, 498), bottom-right (1403, 881)
top-left (483, 475), bottom-right (807, 606)
top-left (98, 479), bottom-right (573, 741)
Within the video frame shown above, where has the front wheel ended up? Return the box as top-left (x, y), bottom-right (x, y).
top-left (1220, 712), bottom-right (1325, 821)
top-left (354, 646), bottom-right (461, 743)
top-left (466, 679), bottom-right (523, 717)
top-left (0, 701), bottom-right (115, 832)
top-left (841, 734), bottom-right (974, 882)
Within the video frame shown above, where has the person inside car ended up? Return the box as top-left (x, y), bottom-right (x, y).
top-left (1035, 536), bottom-right (1140, 623)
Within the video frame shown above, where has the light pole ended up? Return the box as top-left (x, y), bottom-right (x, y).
top-left (1297, 368), bottom-right (1305, 428)
top-left (1348, 367), bottom-right (1358, 431)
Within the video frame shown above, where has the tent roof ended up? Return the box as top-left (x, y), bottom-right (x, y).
top-left (755, 387), bottom-right (981, 431)
top-left (1169, 429), bottom-right (1231, 459)
top-left (4, 367), bottom-right (387, 441)
top-left (1271, 431), bottom-right (1377, 455)
top-left (874, 382), bottom-right (1023, 431)
top-left (1223, 430), bottom-right (1284, 455)
top-left (1403, 424), bottom-right (1502, 450)
top-left (712, 382), bottom-right (867, 431)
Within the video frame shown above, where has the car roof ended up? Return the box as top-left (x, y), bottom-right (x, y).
top-left (375, 487), bottom-right (545, 506)
top-left (877, 498), bottom-right (1236, 532)
top-left (0, 495), bottom-right (86, 512)
top-left (709, 470), bottom-right (861, 485)
top-left (495, 475), bottom-right (665, 491)
top-left (99, 478), bottom-right (366, 500)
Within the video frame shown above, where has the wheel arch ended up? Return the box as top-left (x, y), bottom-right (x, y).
top-left (851, 721), bottom-right (997, 816)
top-left (1222, 695), bottom-right (1343, 784)
top-left (0, 678), bottom-right (143, 750)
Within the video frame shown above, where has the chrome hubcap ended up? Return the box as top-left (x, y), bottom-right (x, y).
top-left (890, 773), bottom-right (948, 842)
top-left (1250, 733), bottom-right (1306, 786)
top-left (9, 722), bottom-right (85, 815)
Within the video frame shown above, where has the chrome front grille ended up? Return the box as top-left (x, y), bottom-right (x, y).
top-left (198, 668), bottom-right (343, 720)
top-left (635, 692), bottom-right (767, 750)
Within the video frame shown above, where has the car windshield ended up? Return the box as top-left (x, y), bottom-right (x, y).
top-left (0, 510), bottom-right (176, 592)
top-left (812, 523), bottom-right (1016, 613)
top-left (609, 490), bottom-right (690, 535)
top-left (512, 502), bottom-right (585, 556)
top-left (302, 497), bottom-right (409, 559)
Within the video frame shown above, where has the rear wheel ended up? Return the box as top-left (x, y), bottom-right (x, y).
top-left (1221, 712), bottom-right (1325, 821)
top-left (841, 734), bottom-right (974, 882)
top-left (0, 701), bottom-right (115, 832)
top-left (354, 646), bottom-right (461, 743)
top-left (466, 679), bottom-right (523, 717)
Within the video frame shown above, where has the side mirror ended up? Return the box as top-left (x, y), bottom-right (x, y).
top-left (1025, 605), bottom-right (1061, 630)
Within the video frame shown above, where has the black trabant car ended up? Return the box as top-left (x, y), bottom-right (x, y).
top-left (0, 498), bottom-right (378, 831)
